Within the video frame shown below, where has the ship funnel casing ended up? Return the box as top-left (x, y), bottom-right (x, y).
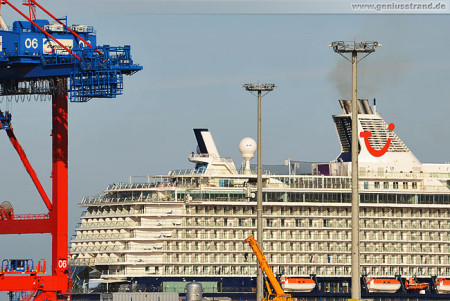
top-left (189, 129), bottom-right (238, 175)
top-left (193, 128), bottom-right (220, 157)
top-left (338, 99), bottom-right (373, 115)
top-left (332, 99), bottom-right (420, 169)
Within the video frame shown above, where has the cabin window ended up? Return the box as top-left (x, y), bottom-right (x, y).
top-left (374, 182), bottom-right (380, 189)
top-left (412, 182), bottom-right (418, 189)
top-left (393, 182), bottom-right (399, 189)
top-left (383, 182), bottom-right (389, 189)
top-left (403, 182), bottom-right (408, 189)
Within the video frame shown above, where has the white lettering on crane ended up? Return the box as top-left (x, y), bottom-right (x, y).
top-left (58, 259), bottom-right (67, 269)
top-left (25, 38), bottom-right (38, 49)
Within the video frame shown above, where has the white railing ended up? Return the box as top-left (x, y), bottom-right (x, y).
top-left (78, 221), bottom-right (139, 229)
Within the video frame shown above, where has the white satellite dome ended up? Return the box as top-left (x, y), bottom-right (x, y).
top-left (239, 137), bottom-right (257, 160)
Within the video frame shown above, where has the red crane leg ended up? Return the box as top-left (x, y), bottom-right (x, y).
top-left (5, 129), bottom-right (52, 211)
top-left (51, 78), bottom-right (69, 295)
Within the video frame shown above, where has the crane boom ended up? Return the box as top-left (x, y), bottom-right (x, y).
top-left (245, 235), bottom-right (286, 297)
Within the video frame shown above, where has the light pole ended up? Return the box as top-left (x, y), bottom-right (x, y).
top-left (330, 40), bottom-right (380, 300)
top-left (242, 83), bottom-right (276, 301)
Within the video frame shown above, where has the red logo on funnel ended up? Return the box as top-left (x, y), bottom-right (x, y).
top-left (360, 123), bottom-right (395, 157)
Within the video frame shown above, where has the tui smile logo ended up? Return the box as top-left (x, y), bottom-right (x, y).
top-left (360, 123), bottom-right (395, 157)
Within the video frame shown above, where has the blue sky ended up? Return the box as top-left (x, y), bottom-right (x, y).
top-left (0, 0), bottom-right (449, 275)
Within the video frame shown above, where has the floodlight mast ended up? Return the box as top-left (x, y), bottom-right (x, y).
top-left (242, 83), bottom-right (276, 301)
top-left (330, 40), bottom-right (380, 301)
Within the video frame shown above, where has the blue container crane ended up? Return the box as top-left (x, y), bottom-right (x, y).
top-left (0, 1), bottom-right (142, 299)
top-left (0, 1), bottom-right (142, 102)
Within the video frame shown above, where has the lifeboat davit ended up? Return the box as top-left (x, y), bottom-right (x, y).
top-left (405, 277), bottom-right (429, 291)
top-left (436, 278), bottom-right (450, 294)
top-left (366, 277), bottom-right (400, 293)
top-left (280, 275), bottom-right (316, 292)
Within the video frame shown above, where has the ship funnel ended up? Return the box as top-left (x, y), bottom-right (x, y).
top-left (339, 99), bottom-right (373, 114)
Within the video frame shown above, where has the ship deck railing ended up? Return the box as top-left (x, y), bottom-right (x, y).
top-left (71, 245), bottom-right (124, 252)
top-left (71, 232), bottom-right (131, 241)
top-left (79, 184), bottom-right (450, 206)
top-left (76, 221), bottom-right (140, 229)
top-left (81, 209), bottom-right (144, 217)
top-left (72, 258), bottom-right (124, 266)
top-left (89, 172), bottom-right (450, 193)
top-left (188, 153), bottom-right (234, 162)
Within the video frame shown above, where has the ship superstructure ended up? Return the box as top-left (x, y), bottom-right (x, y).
top-left (70, 100), bottom-right (450, 296)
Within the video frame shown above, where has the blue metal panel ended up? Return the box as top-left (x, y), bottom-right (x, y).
top-left (12, 19), bottom-right (49, 32)
top-left (0, 19), bottom-right (141, 102)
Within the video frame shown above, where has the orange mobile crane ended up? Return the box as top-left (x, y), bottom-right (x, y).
top-left (245, 235), bottom-right (298, 301)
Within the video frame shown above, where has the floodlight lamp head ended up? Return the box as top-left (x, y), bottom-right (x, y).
top-left (241, 83), bottom-right (276, 92)
top-left (330, 41), bottom-right (380, 53)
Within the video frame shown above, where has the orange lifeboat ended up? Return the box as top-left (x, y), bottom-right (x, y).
top-left (366, 277), bottom-right (400, 293)
top-left (405, 277), bottom-right (429, 291)
top-left (436, 278), bottom-right (450, 294)
top-left (280, 275), bottom-right (316, 292)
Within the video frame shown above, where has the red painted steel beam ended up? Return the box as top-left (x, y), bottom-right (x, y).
top-left (6, 129), bottom-right (52, 212)
top-left (22, 0), bottom-right (36, 20)
top-left (0, 218), bottom-right (52, 234)
top-left (2, 0), bottom-right (81, 60)
top-left (0, 82), bottom-right (70, 297)
top-left (0, 274), bottom-right (59, 291)
top-left (29, 0), bottom-right (103, 56)
top-left (51, 78), bottom-right (69, 294)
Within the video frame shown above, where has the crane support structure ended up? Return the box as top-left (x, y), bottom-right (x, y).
top-left (0, 81), bottom-right (69, 299)
top-left (51, 78), bottom-right (69, 293)
top-left (0, 0), bottom-right (141, 298)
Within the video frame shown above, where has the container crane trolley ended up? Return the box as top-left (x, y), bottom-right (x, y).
top-left (0, 0), bottom-right (142, 300)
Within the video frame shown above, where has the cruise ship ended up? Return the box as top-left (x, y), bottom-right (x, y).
top-left (70, 99), bottom-right (450, 298)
